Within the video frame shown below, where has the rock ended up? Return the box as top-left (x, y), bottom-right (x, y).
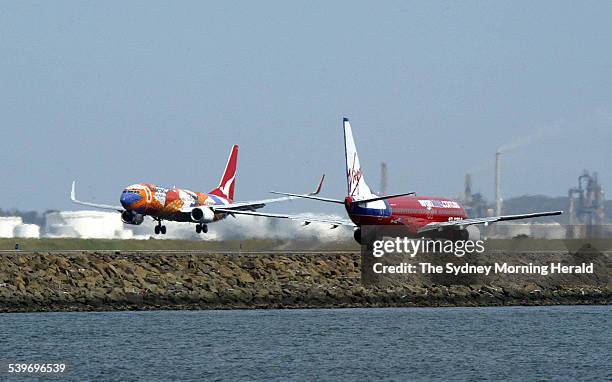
top-left (241, 261), bottom-right (256, 270)
top-left (134, 266), bottom-right (148, 280)
top-left (236, 271), bottom-right (255, 284)
top-left (16, 279), bottom-right (26, 293)
top-left (217, 265), bottom-right (234, 279)
top-left (0, 251), bottom-right (609, 312)
top-left (524, 283), bottom-right (542, 294)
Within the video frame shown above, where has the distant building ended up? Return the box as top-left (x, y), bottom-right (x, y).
top-left (14, 224), bottom-right (40, 238)
top-left (486, 222), bottom-right (565, 239)
top-left (44, 211), bottom-right (132, 239)
top-left (0, 210), bottom-right (353, 242)
top-left (0, 216), bottom-right (24, 238)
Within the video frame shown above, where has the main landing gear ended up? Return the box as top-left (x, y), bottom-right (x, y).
top-left (154, 219), bottom-right (167, 235)
top-left (195, 223), bottom-right (208, 234)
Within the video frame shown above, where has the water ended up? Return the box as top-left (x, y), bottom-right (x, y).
top-left (1, 306), bottom-right (610, 381)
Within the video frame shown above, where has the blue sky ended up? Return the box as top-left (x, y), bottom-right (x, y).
top-left (1, 1), bottom-right (611, 213)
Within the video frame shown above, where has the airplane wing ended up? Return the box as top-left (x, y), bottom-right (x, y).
top-left (70, 181), bottom-right (123, 211)
top-left (417, 211), bottom-right (563, 234)
top-left (269, 190), bottom-right (416, 204)
top-left (213, 208), bottom-right (356, 228)
top-left (212, 175), bottom-right (327, 211)
top-left (211, 196), bottom-right (302, 211)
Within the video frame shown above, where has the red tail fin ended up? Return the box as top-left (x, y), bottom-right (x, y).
top-left (210, 145), bottom-right (238, 201)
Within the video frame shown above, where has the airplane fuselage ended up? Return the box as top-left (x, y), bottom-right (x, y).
top-left (120, 183), bottom-right (230, 223)
top-left (345, 195), bottom-right (468, 235)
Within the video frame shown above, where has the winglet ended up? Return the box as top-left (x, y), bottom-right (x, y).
top-left (310, 174), bottom-right (325, 195)
top-left (270, 174), bottom-right (343, 204)
top-left (69, 180), bottom-right (124, 211)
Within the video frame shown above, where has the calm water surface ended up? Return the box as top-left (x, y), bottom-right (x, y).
top-left (0, 305), bottom-right (610, 381)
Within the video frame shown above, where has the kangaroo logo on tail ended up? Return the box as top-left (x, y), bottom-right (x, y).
top-left (210, 145), bottom-right (238, 201)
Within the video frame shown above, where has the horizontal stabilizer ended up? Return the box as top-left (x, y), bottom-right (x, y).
top-left (269, 190), bottom-right (416, 205)
top-left (269, 191), bottom-right (345, 204)
top-left (354, 192), bottom-right (416, 204)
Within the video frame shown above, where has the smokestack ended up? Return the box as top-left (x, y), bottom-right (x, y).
top-left (495, 151), bottom-right (502, 216)
top-left (380, 162), bottom-right (388, 195)
top-left (464, 173), bottom-right (472, 203)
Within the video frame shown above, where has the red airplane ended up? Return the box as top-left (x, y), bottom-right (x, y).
top-left (227, 118), bottom-right (562, 243)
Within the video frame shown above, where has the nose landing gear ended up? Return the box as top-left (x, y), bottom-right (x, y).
top-left (195, 223), bottom-right (208, 234)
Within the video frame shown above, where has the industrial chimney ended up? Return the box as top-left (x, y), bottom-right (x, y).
top-left (495, 151), bottom-right (502, 216)
top-left (380, 162), bottom-right (388, 196)
top-left (464, 173), bottom-right (473, 204)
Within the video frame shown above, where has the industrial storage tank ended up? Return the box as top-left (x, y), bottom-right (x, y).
top-left (529, 222), bottom-right (565, 239)
top-left (14, 224), bottom-right (41, 238)
top-left (486, 222), bottom-right (565, 239)
top-left (0, 216), bottom-right (23, 238)
top-left (45, 211), bottom-right (129, 239)
top-left (487, 222), bottom-right (531, 239)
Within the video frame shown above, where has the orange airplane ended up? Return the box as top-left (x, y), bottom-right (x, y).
top-left (71, 145), bottom-right (323, 235)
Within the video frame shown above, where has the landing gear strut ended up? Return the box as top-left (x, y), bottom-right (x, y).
top-left (154, 219), bottom-right (166, 235)
top-left (195, 223), bottom-right (208, 234)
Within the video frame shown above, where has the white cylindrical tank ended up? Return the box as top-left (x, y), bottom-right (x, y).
top-left (488, 222), bottom-right (531, 239)
top-left (529, 223), bottom-right (565, 239)
top-left (0, 216), bottom-right (23, 238)
top-left (44, 211), bottom-right (127, 239)
top-left (14, 224), bottom-right (40, 238)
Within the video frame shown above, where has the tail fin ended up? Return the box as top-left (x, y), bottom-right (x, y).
top-left (343, 118), bottom-right (375, 199)
top-left (210, 145), bottom-right (238, 200)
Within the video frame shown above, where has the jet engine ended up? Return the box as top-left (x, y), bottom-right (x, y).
top-left (121, 210), bottom-right (144, 225)
top-left (191, 207), bottom-right (215, 223)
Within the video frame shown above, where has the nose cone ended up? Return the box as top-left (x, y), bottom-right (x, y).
top-left (120, 191), bottom-right (142, 210)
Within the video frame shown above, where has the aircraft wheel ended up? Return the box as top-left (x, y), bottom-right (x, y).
top-left (202, 224), bottom-right (208, 234)
top-left (353, 228), bottom-right (361, 244)
top-left (161, 226), bottom-right (167, 235)
top-left (154, 225), bottom-right (160, 235)
top-left (196, 224), bottom-right (202, 234)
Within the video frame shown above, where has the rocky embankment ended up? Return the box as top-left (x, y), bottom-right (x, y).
top-left (0, 251), bottom-right (609, 312)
